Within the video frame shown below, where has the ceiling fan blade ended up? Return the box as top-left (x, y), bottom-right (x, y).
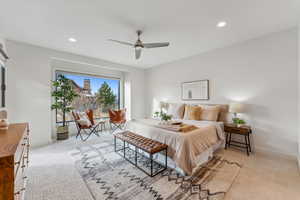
top-left (143, 42), bottom-right (170, 48)
top-left (108, 39), bottom-right (133, 46)
top-left (135, 48), bottom-right (142, 59)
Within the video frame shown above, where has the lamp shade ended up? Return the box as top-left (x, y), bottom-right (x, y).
top-left (229, 103), bottom-right (245, 113)
top-left (160, 101), bottom-right (168, 112)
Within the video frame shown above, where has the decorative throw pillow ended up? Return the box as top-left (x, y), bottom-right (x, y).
top-left (217, 105), bottom-right (229, 122)
top-left (198, 105), bottom-right (220, 121)
top-left (166, 103), bottom-right (185, 119)
top-left (77, 112), bottom-right (92, 127)
top-left (183, 105), bottom-right (202, 120)
top-left (189, 106), bottom-right (202, 120)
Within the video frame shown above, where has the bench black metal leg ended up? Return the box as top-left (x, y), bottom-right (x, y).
top-left (135, 146), bottom-right (137, 165)
top-left (150, 154), bottom-right (153, 177)
top-left (165, 148), bottom-right (168, 168)
top-left (114, 136), bottom-right (116, 152)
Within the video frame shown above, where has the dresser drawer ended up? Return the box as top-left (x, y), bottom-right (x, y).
top-left (14, 132), bottom-right (29, 176)
top-left (14, 155), bottom-right (28, 200)
top-left (14, 186), bottom-right (26, 200)
top-left (14, 174), bottom-right (26, 197)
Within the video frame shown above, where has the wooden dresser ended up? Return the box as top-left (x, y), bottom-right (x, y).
top-left (0, 123), bottom-right (30, 200)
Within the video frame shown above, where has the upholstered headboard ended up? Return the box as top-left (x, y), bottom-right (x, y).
top-left (162, 102), bottom-right (230, 122)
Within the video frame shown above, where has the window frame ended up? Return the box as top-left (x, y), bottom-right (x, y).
top-left (54, 70), bottom-right (122, 124)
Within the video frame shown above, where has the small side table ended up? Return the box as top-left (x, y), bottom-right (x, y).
top-left (224, 124), bottom-right (252, 156)
top-left (96, 120), bottom-right (106, 133)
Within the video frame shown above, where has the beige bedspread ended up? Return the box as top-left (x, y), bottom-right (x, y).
top-left (127, 118), bottom-right (224, 175)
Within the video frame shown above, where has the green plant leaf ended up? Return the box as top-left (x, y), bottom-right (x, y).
top-left (51, 75), bottom-right (78, 123)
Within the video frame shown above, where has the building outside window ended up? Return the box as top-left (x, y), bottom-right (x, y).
top-left (55, 71), bottom-right (121, 123)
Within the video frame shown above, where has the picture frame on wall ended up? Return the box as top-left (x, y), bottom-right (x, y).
top-left (181, 80), bottom-right (209, 100)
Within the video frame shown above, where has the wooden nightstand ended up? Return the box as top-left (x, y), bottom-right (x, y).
top-left (224, 124), bottom-right (252, 156)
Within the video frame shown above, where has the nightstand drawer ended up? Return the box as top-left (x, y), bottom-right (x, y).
top-left (224, 126), bottom-right (250, 134)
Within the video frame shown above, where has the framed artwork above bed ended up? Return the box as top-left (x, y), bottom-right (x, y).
top-left (181, 80), bottom-right (209, 100)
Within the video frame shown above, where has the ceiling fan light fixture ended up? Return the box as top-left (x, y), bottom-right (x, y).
top-left (109, 30), bottom-right (170, 60)
top-left (135, 46), bottom-right (142, 50)
top-left (217, 21), bottom-right (227, 28)
top-left (68, 37), bottom-right (77, 42)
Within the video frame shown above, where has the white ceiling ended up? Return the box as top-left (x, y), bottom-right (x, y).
top-left (1, 0), bottom-right (299, 68)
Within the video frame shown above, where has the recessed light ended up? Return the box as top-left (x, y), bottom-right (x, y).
top-left (68, 37), bottom-right (77, 42)
top-left (217, 21), bottom-right (227, 28)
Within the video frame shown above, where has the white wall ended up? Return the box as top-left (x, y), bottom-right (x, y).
top-left (146, 29), bottom-right (298, 158)
top-left (298, 26), bottom-right (300, 168)
top-left (6, 40), bottom-right (145, 147)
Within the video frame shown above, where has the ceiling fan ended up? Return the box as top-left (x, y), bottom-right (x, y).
top-left (109, 30), bottom-right (170, 60)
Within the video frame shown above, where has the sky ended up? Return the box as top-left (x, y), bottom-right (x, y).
top-left (58, 72), bottom-right (120, 95)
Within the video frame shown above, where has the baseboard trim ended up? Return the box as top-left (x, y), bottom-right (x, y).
top-left (298, 156), bottom-right (300, 174)
top-left (30, 139), bottom-right (53, 150)
top-left (254, 146), bottom-right (297, 161)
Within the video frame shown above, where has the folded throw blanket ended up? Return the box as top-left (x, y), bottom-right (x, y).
top-left (179, 124), bottom-right (199, 133)
top-left (156, 123), bottom-right (199, 133)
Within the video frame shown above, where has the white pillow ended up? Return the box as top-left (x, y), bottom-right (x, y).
top-left (77, 112), bottom-right (92, 127)
top-left (166, 103), bottom-right (185, 119)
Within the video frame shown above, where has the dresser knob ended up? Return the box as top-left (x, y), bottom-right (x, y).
top-left (21, 165), bottom-right (26, 168)
top-left (15, 188), bottom-right (26, 194)
top-left (14, 161), bottom-right (20, 165)
top-left (21, 143), bottom-right (26, 146)
top-left (23, 176), bottom-right (28, 180)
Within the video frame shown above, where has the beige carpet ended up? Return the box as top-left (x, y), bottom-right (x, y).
top-left (25, 132), bottom-right (300, 200)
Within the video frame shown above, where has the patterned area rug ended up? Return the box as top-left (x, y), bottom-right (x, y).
top-left (70, 133), bottom-right (241, 200)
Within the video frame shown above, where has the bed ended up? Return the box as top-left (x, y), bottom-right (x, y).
top-left (127, 103), bottom-right (229, 175)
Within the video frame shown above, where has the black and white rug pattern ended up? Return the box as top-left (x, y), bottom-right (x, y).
top-left (70, 134), bottom-right (241, 200)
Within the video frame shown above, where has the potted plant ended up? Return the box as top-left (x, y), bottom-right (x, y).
top-left (51, 75), bottom-right (78, 140)
top-left (233, 118), bottom-right (246, 127)
top-left (154, 111), bottom-right (160, 119)
top-left (160, 112), bottom-right (172, 121)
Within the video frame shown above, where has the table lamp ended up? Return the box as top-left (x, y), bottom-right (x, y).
top-left (229, 103), bottom-right (244, 117)
top-left (229, 102), bottom-right (245, 126)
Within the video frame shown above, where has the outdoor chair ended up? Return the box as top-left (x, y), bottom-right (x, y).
top-left (108, 109), bottom-right (126, 133)
top-left (72, 109), bottom-right (104, 141)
